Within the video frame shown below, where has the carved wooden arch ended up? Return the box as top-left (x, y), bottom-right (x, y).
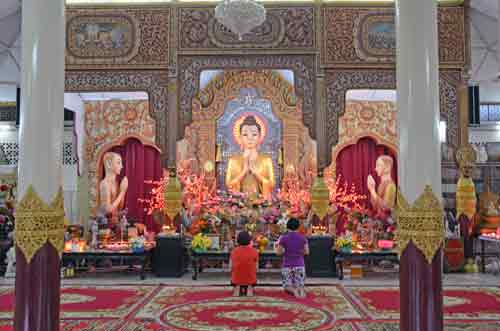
top-left (96, 135), bottom-right (162, 182)
top-left (65, 70), bottom-right (168, 163)
top-left (65, 70), bottom-right (168, 212)
top-left (185, 70), bottom-right (310, 186)
top-left (193, 70), bottom-right (302, 122)
top-left (178, 55), bottom-right (316, 140)
top-left (95, 135), bottom-right (161, 211)
top-left (326, 134), bottom-right (398, 179)
top-left (324, 69), bottom-right (461, 170)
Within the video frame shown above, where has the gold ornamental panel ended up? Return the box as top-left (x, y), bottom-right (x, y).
top-left (395, 185), bottom-right (444, 264)
top-left (14, 185), bottom-right (65, 263)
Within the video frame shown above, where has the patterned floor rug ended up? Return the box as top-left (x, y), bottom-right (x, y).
top-left (0, 284), bottom-right (499, 330)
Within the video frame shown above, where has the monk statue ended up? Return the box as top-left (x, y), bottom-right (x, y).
top-left (225, 115), bottom-right (275, 200)
top-left (367, 155), bottom-right (396, 221)
top-left (99, 152), bottom-right (128, 224)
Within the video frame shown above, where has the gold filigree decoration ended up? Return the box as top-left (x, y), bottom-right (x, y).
top-left (310, 175), bottom-right (330, 220)
top-left (196, 70), bottom-right (297, 109)
top-left (14, 185), bottom-right (65, 263)
top-left (395, 185), bottom-right (444, 264)
top-left (164, 168), bottom-right (183, 220)
top-left (455, 144), bottom-right (476, 173)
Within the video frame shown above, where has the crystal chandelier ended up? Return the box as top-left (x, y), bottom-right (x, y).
top-left (215, 0), bottom-right (266, 40)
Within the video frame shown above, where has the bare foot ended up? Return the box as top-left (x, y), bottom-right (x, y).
top-left (247, 286), bottom-right (254, 297)
top-left (297, 288), bottom-right (306, 298)
top-left (285, 286), bottom-right (297, 297)
top-left (233, 286), bottom-right (240, 297)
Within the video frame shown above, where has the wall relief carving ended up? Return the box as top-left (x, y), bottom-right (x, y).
top-left (178, 7), bottom-right (315, 51)
top-left (322, 6), bottom-right (465, 66)
top-left (83, 100), bottom-right (156, 211)
top-left (66, 8), bottom-right (170, 69)
top-left (65, 71), bottom-right (169, 164)
top-left (178, 55), bottom-right (316, 140)
top-left (325, 69), bottom-right (461, 167)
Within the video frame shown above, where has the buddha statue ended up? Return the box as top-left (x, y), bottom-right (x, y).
top-left (367, 155), bottom-right (396, 221)
top-left (99, 152), bottom-right (128, 224)
top-left (225, 115), bottom-right (275, 200)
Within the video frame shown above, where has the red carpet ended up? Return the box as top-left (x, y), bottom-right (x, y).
top-left (348, 286), bottom-right (500, 320)
top-left (0, 284), bottom-right (499, 330)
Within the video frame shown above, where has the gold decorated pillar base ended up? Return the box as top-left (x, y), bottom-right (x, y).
top-left (396, 186), bottom-right (444, 331)
top-left (15, 186), bottom-right (65, 331)
top-left (15, 186), bottom-right (65, 263)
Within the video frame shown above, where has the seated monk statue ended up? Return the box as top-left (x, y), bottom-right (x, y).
top-left (99, 152), bottom-right (128, 224)
top-left (367, 155), bottom-right (396, 221)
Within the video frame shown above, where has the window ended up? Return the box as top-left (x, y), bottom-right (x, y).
top-left (480, 103), bottom-right (500, 123)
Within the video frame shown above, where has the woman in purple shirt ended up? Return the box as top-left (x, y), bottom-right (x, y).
top-left (275, 218), bottom-right (309, 298)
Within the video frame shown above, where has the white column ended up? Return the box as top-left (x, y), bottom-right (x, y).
top-left (18, 0), bottom-right (65, 202)
top-left (396, 0), bottom-right (441, 202)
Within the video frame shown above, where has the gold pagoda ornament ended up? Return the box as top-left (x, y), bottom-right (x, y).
top-left (14, 185), bottom-right (65, 263)
top-left (455, 144), bottom-right (477, 220)
top-left (395, 185), bottom-right (444, 264)
top-left (310, 173), bottom-right (330, 220)
top-left (163, 168), bottom-right (183, 220)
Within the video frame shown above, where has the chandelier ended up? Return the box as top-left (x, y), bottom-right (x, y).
top-left (215, 0), bottom-right (266, 40)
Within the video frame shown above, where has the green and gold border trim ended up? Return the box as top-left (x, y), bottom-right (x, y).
top-left (395, 185), bottom-right (444, 264)
top-left (14, 185), bottom-right (65, 263)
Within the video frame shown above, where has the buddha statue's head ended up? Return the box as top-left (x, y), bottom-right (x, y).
top-left (103, 152), bottom-right (123, 176)
top-left (375, 155), bottom-right (393, 178)
top-left (239, 115), bottom-right (262, 150)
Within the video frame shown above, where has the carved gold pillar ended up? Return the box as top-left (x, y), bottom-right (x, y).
top-left (167, 78), bottom-right (179, 168)
top-left (282, 120), bottom-right (302, 178)
top-left (15, 0), bottom-right (65, 330)
top-left (458, 84), bottom-right (470, 147)
top-left (315, 73), bottom-right (328, 172)
top-left (198, 120), bottom-right (217, 188)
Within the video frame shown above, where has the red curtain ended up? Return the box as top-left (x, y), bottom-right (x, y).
top-left (335, 137), bottom-right (397, 233)
top-left (109, 138), bottom-right (162, 232)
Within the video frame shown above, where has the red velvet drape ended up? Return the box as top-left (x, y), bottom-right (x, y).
top-left (109, 138), bottom-right (162, 232)
top-left (335, 137), bottom-right (397, 233)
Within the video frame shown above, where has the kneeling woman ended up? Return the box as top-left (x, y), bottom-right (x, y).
top-left (275, 218), bottom-right (309, 298)
top-left (230, 231), bottom-right (259, 296)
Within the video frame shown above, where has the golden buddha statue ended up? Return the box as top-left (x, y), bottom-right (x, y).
top-left (225, 115), bottom-right (275, 200)
top-left (99, 152), bottom-right (128, 223)
top-left (367, 155), bottom-right (396, 220)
